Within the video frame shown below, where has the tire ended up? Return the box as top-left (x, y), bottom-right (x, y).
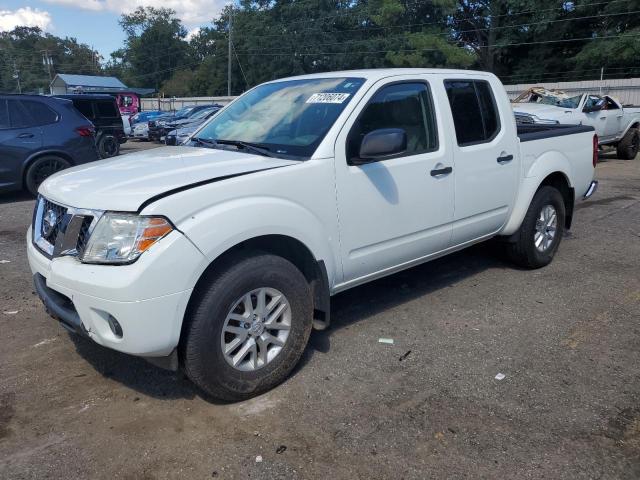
top-left (506, 186), bottom-right (566, 269)
top-left (616, 128), bottom-right (639, 160)
top-left (181, 252), bottom-right (313, 401)
top-left (97, 134), bottom-right (120, 158)
top-left (24, 155), bottom-right (71, 196)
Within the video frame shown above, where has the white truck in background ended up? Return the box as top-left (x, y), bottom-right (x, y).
top-left (28, 69), bottom-right (598, 400)
top-left (513, 87), bottom-right (640, 159)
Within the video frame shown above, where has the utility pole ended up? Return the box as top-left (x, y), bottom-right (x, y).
top-left (599, 67), bottom-right (604, 95)
top-left (12, 61), bottom-right (21, 94)
top-left (228, 3), bottom-right (233, 97)
top-left (41, 50), bottom-right (53, 81)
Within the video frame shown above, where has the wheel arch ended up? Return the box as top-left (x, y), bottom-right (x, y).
top-left (181, 234), bottom-right (331, 351)
top-left (21, 150), bottom-right (74, 189)
top-left (501, 169), bottom-right (574, 237)
top-left (620, 119), bottom-right (640, 138)
top-left (539, 171), bottom-right (574, 229)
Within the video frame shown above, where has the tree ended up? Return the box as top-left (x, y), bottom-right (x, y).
top-left (0, 26), bottom-right (100, 94)
top-left (118, 7), bottom-right (191, 90)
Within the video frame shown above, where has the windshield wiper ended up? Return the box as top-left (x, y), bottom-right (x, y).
top-left (214, 139), bottom-right (276, 158)
top-left (192, 137), bottom-right (218, 148)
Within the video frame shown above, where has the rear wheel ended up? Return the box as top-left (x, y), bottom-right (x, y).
top-left (24, 155), bottom-right (71, 195)
top-left (97, 134), bottom-right (120, 158)
top-left (506, 186), bottom-right (565, 269)
top-left (616, 128), bottom-right (639, 160)
top-left (181, 252), bottom-right (313, 401)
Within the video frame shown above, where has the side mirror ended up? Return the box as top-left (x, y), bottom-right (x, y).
top-left (584, 99), bottom-right (606, 113)
top-left (356, 128), bottom-right (407, 163)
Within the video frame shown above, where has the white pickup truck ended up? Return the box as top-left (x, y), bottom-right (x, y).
top-left (513, 87), bottom-right (640, 159)
top-left (28, 69), bottom-right (598, 400)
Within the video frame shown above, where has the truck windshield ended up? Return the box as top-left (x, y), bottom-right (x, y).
top-left (193, 77), bottom-right (365, 159)
top-left (517, 90), bottom-right (582, 109)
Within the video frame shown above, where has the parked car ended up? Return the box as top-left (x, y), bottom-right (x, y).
top-left (131, 121), bottom-right (150, 141)
top-left (28, 69), bottom-right (598, 401)
top-left (54, 94), bottom-right (126, 159)
top-left (148, 105), bottom-right (221, 141)
top-left (164, 107), bottom-right (221, 145)
top-left (0, 94), bottom-right (98, 195)
top-left (165, 124), bottom-right (198, 146)
top-left (130, 110), bottom-right (164, 126)
top-left (513, 87), bottom-right (640, 159)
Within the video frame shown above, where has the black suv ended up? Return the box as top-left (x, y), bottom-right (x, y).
top-left (54, 94), bottom-right (126, 158)
top-left (0, 95), bottom-right (98, 195)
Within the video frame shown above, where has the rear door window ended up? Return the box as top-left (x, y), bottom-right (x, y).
top-left (21, 100), bottom-right (58, 126)
top-left (7, 100), bottom-right (31, 128)
top-left (444, 80), bottom-right (501, 146)
top-left (96, 101), bottom-right (119, 118)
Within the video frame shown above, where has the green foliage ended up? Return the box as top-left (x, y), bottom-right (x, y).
top-left (117, 7), bottom-right (191, 90)
top-left (0, 27), bottom-right (100, 94)
top-left (2, 1), bottom-right (639, 96)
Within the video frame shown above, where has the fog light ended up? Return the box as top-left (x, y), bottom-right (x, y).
top-left (107, 315), bottom-right (123, 338)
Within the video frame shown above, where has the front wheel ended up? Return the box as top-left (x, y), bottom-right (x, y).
top-left (180, 252), bottom-right (313, 401)
top-left (506, 186), bottom-right (566, 269)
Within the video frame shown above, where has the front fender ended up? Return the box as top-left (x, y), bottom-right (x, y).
top-left (500, 152), bottom-right (573, 236)
top-left (176, 196), bottom-right (340, 287)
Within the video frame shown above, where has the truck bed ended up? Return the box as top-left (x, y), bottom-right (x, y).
top-left (518, 123), bottom-right (595, 201)
top-left (517, 123), bottom-right (594, 142)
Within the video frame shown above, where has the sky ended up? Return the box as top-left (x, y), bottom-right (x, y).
top-left (0, 1), bottom-right (229, 60)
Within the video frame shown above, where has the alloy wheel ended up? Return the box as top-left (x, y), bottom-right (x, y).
top-left (220, 287), bottom-right (292, 371)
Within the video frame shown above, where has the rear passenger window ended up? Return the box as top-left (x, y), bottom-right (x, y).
top-left (444, 80), bottom-right (501, 146)
top-left (96, 101), bottom-right (119, 118)
top-left (21, 100), bottom-right (58, 126)
top-left (347, 82), bottom-right (438, 162)
top-left (7, 100), bottom-right (31, 128)
top-left (74, 100), bottom-right (94, 120)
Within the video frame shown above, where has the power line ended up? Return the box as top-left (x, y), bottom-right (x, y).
top-left (232, 40), bottom-right (250, 90)
top-left (237, 9), bottom-right (640, 54)
top-left (233, 0), bottom-right (636, 41)
top-left (234, 32), bottom-right (640, 56)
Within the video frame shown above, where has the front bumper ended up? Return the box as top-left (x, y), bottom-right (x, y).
top-left (27, 227), bottom-right (205, 357)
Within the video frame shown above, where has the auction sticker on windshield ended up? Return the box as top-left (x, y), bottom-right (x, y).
top-left (306, 93), bottom-right (350, 104)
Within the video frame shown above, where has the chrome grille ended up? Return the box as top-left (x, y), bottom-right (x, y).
top-left (40, 198), bottom-right (67, 246)
top-left (32, 196), bottom-right (102, 259)
top-left (75, 216), bottom-right (94, 257)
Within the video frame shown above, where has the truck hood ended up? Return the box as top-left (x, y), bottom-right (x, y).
top-left (512, 103), bottom-right (574, 117)
top-left (39, 146), bottom-right (298, 212)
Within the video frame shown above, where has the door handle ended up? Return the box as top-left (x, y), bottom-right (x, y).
top-left (17, 133), bottom-right (34, 138)
top-left (430, 166), bottom-right (452, 177)
top-left (497, 154), bottom-right (513, 164)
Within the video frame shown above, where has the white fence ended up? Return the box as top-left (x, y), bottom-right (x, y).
top-left (504, 77), bottom-right (640, 105)
top-left (141, 96), bottom-right (236, 111)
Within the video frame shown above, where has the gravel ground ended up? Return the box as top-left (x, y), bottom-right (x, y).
top-left (0, 148), bottom-right (639, 479)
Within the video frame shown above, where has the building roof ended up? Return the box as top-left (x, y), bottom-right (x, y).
top-left (52, 74), bottom-right (127, 89)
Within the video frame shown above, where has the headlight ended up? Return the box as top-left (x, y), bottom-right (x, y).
top-left (81, 213), bottom-right (173, 264)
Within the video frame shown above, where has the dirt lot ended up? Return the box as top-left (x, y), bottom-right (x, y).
top-left (1, 148), bottom-right (639, 479)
